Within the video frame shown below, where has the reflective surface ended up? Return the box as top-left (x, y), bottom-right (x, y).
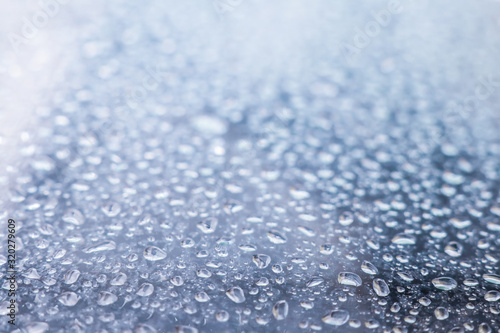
top-left (1, 1), bottom-right (500, 332)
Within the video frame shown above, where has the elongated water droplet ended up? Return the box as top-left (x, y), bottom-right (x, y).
top-left (483, 273), bottom-right (500, 285)
top-left (373, 278), bottom-right (390, 297)
top-left (252, 254), bottom-right (271, 269)
top-left (137, 283), bottom-right (154, 296)
top-left (322, 310), bottom-right (349, 326)
top-left (83, 240), bottom-right (116, 253)
top-left (432, 277), bottom-right (457, 291)
top-left (62, 208), bottom-right (85, 225)
top-left (58, 292), bottom-right (80, 306)
top-left (267, 230), bottom-right (287, 244)
top-left (110, 272), bottom-right (127, 286)
top-left (361, 261), bottom-right (379, 275)
top-left (272, 300), bottom-right (289, 320)
top-left (434, 307), bottom-right (449, 320)
top-left (306, 277), bottom-right (324, 287)
top-left (484, 290), bottom-right (500, 302)
top-left (143, 246), bottom-right (167, 261)
top-left (338, 272), bottom-right (362, 286)
top-left (97, 291), bottom-right (118, 306)
top-left (391, 233), bottom-right (416, 245)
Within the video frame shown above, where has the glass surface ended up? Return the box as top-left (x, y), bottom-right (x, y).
top-left (1, 1), bottom-right (499, 332)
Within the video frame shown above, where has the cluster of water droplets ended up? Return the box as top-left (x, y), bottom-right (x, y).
top-left (1, 0), bottom-right (500, 332)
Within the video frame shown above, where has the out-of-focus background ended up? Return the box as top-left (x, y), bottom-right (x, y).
top-left (1, 0), bottom-right (500, 332)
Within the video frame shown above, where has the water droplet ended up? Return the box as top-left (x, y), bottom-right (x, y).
top-left (252, 254), bottom-right (271, 269)
top-left (484, 290), bottom-right (500, 302)
top-left (373, 278), bottom-right (390, 297)
top-left (239, 244), bottom-right (257, 252)
top-left (339, 211), bottom-right (354, 226)
top-left (196, 269), bottom-right (212, 278)
top-left (64, 269), bottom-right (81, 285)
top-left (23, 268), bottom-right (40, 280)
top-left (483, 273), bottom-right (500, 285)
top-left (267, 230), bottom-right (287, 244)
top-left (110, 272), bottom-right (127, 286)
top-left (62, 208), bottom-right (85, 225)
top-left (58, 292), bottom-right (80, 306)
top-left (418, 297), bottom-right (431, 306)
top-left (191, 115), bottom-right (227, 135)
top-left (197, 217), bottom-right (218, 233)
top-left (361, 261), bottom-right (379, 275)
top-left (97, 291), bottom-right (118, 306)
top-left (226, 286), bottom-right (245, 303)
top-left (478, 323), bottom-right (492, 333)
top-left (391, 233), bottom-right (416, 245)
top-left (338, 272), bottom-right (362, 286)
top-left (434, 307), bottom-right (449, 320)
top-left (449, 218), bottom-right (471, 229)
top-left (83, 240), bottom-right (116, 253)
top-left (175, 326), bottom-right (198, 333)
top-left (306, 277), bottom-right (324, 287)
top-left (320, 244), bottom-right (334, 255)
top-left (215, 310), bottom-right (230, 322)
top-left (272, 300), bottom-right (289, 320)
top-left (135, 324), bottom-right (158, 333)
top-left (101, 201), bottom-right (121, 217)
top-left (432, 277), bottom-right (457, 291)
top-left (195, 291), bottom-right (210, 302)
top-left (136, 283), bottom-right (154, 296)
top-left (444, 241), bottom-right (463, 257)
top-left (322, 310), bottom-right (349, 326)
top-left (143, 246), bottom-right (167, 261)
top-left (170, 276), bottom-right (184, 286)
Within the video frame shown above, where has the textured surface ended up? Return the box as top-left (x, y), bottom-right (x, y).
top-left (1, 1), bottom-right (500, 332)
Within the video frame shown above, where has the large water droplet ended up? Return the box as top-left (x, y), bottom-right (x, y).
top-left (361, 261), bottom-right (379, 275)
top-left (373, 278), bottom-right (390, 297)
top-left (306, 277), bottom-right (324, 287)
top-left (62, 208), bottom-right (85, 225)
top-left (97, 291), bottom-right (118, 306)
top-left (63, 269), bottom-right (81, 285)
top-left (432, 277), bottom-right (457, 291)
top-left (252, 254), bottom-right (271, 269)
top-left (483, 273), bottom-right (500, 285)
top-left (58, 292), bottom-right (80, 306)
top-left (338, 272), bottom-right (362, 286)
top-left (484, 290), bottom-right (500, 302)
top-left (444, 241), bottom-right (463, 257)
top-left (226, 286), bottom-right (245, 303)
top-left (434, 307), bottom-right (449, 320)
top-left (391, 233), bottom-right (416, 245)
top-left (322, 310), bottom-right (349, 326)
top-left (143, 246), bottom-right (167, 261)
top-left (83, 240), bottom-right (116, 253)
top-left (272, 300), bottom-right (289, 320)
top-left (136, 283), bottom-right (154, 296)
top-left (267, 230), bottom-right (287, 244)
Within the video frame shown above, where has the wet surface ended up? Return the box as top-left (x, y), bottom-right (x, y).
top-left (1, 0), bottom-right (500, 332)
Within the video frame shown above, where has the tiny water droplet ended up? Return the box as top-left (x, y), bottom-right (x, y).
top-left (272, 300), bottom-right (289, 320)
